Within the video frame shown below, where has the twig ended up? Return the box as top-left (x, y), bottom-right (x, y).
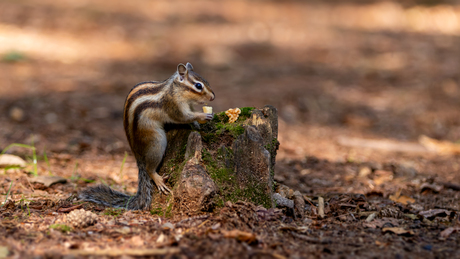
top-left (57, 204), bottom-right (84, 213)
top-left (441, 182), bottom-right (460, 191)
top-left (338, 137), bottom-right (432, 153)
top-left (70, 247), bottom-right (181, 256)
top-left (318, 197), bottom-right (325, 219)
top-left (290, 231), bottom-right (331, 244)
top-left (1, 181), bottom-right (14, 207)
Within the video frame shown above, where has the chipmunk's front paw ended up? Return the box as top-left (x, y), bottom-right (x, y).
top-left (152, 173), bottom-right (171, 194)
top-left (198, 112), bottom-right (213, 121)
top-left (205, 113), bottom-right (214, 121)
top-left (196, 112), bottom-right (213, 124)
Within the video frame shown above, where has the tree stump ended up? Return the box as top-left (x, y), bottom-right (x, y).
top-left (151, 106), bottom-right (279, 216)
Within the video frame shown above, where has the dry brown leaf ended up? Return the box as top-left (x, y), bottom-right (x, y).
top-left (419, 209), bottom-right (452, 219)
top-left (0, 246), bottom-right (9, 258)
top-left (389, 190), bottom-right (415, 205)
top-left (440, 227), bottom-right (460, 239)
top-left (223, 229), bottom-right (256, 243)
top-left (373, 170), bottom-right (393, 185)
top-left (419, 135), bottom-right (460, 155)
top-left (30, 176), bottom-right (67, 187)
top-left (0, 154), bottom-right (26, 168)
top-left (130, 236), bottom-right (144, 246)
top-left (382, 227), bottom-right (414, 236)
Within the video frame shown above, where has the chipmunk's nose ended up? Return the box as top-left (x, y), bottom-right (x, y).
top-left (210, 91), bottom-right (215, 101)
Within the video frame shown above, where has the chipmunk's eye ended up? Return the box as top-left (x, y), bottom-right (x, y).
top-left (194, 83), bottom-right (203, 90)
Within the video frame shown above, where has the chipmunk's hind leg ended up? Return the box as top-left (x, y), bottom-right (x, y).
top-left (145, 128), bottom-right (171, 194)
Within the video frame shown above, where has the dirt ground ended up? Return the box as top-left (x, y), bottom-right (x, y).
top-left (1, 0), bottom-right (460, 258)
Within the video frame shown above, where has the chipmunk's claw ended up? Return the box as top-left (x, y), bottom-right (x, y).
top-left (205, 113), bottom-right (214, 120)
top-left (152, 173), bottom-right (171, 194)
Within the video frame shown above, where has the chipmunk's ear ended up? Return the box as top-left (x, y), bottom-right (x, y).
top-left (186, 62), bottom-right (194, 71)
top-left (177, 63), bottom-right (187, 81)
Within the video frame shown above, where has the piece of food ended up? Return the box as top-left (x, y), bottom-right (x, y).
top-left (198, 106), bottom-right (213, 124)
top-left (225, 108), bottom-right (241, 123)
top-left (203, 106), bottom-right (213, 114)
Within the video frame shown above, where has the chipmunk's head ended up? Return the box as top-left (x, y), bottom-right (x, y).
top-left (176, 62), bottom-right (215, 104)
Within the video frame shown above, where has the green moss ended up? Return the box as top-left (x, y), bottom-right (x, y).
top-left (165, 200), bottom-right (173, 217)
top-left (215, 123), bottom-right (245, 138)
top-left (150, 207), bottom-right (163, 216)
top-left (200, 107), bottom-right (257, 143)
top-left (165, 158), bottom-right (186, 187)
top-left (50, 224), bottom-right (72, 233)
top-left (103, 208), bottom-right (125, 217)
top-left (201, 142), bottom-right (272, 209)
top-left (238, 107), bottom-right (255, 121)
top-left (213, 112), bottom-right (229, 123)
top-left (150, 196), bottom-right (173, 217)
top-left (201, 132), bottom-right (218, 144)
top-left (264, 137), bottom-right (279, 151)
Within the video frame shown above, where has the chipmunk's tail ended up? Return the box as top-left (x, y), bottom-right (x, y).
top-left (78, 165), bottom-right (154, 210)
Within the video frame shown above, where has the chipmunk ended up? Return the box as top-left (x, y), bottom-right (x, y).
top-left (79, 63), bottom-right (215, 210)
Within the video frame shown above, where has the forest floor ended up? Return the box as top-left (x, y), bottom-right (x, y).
top-left (1, 0), bottom-right (460, 258)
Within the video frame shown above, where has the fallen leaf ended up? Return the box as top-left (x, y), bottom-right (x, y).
top-left (420, 183), bottom-right (443, 193)
top-left (365, 212), bottom-right (377, 222)
top-left (0, 154), bottom-right (26, 168)
top-left (419, 209), bottom-right (452, 219)
top-left (161, 222), bottom-right (175, 230)
top-left (375, 240), bottom-right (388, 246)
top-left (57, 204), bottom-right (84, 213)
top-left (382, 227), bottom-right (414, 236)
top-left (30, 176), bottom-right (67, 187)
top-left (130, 235), bottom-right (144, 246)
top-left (359, 166), bottom-right (372, 178)
top-left (0, 246), bottom-right (9, 259)
top-left (373, 170), bottom-right (393, 185)
top-left (223, 230), bottom-right (256, 243)
top-left (404, 214), bottom-right (418, 220)
top-left (389, 190), bottom-right (415, 205)
top-left (419, 135), bottom-right (460, 155)
top-left (440, 227), bottom-right (460, 239)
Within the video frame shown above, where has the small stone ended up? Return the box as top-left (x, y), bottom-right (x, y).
top-left (45, 113), bottom-right (58, 124)
top-left (359, 166), bottom-right (372, 178)
top-left (273, 193), bottom-right (294, 209)
top-left (9, 107), bottom-right (25, 122)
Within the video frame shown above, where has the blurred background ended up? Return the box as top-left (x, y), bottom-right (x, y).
top-left (1, 0), bottom-right (460, 164)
